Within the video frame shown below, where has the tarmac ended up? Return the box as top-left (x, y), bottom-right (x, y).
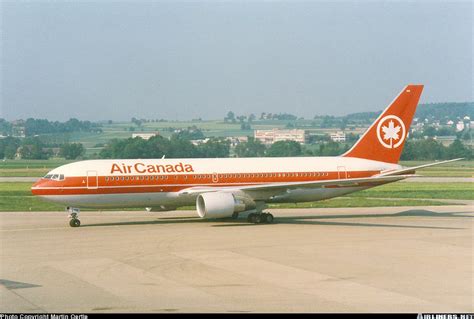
top-left (0, 206), bottom-right (473, 313)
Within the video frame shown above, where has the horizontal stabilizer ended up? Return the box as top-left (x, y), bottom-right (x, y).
top-left (377, 158), bottom-right (464, 177)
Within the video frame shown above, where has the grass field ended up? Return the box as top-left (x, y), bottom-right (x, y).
top-left (0, 159), bottom-right (72, 177)
top-left (0, 181), bottom-right (468, 212)
top-left (399, 160), bottom-right (474, 177)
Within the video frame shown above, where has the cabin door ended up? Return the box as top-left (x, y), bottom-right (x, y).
top-left (337, 166), bottom-right (347, 179)
top-left (87, 170), bottom-right (99, 189)
top-left (212, 172), bottom-right (219, 183)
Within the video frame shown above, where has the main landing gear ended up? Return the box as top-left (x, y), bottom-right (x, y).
top-left (67, 207), bottom-right (81, 227)
top-left (247, 212), bottom-right (274, 224)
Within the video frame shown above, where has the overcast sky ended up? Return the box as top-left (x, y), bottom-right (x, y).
top-left (1, 0), bottom-right (472, 121)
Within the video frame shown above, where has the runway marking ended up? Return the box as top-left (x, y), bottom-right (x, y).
top-left (46, 258), bottom-right (221, 311)
top-left (174, 250), bottom-right (443, 312)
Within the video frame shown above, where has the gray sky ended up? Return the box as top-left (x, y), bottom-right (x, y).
top-left (1, 0), bottom-right (472, 121)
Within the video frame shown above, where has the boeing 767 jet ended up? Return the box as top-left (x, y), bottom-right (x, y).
top-left (31, 84), bottom-right (460, 227)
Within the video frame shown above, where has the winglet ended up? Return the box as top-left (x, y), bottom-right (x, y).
top-left (343, 85), bottom-right (424, 164)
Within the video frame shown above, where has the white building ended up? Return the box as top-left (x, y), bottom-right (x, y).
top-left (330, 131), bottom-right (346, 142)
top-left (456, 121), bottom-right (465, 132)
top-left (254, 129), bottom-right (307, 145)
top-left (226, 136), bottom-right (248, 147)
top-left (190, 138), bottom-right (210, 146)
top-left (132, 132), bottom-right (159, 140)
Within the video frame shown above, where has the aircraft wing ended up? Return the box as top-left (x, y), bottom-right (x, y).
top-left (177, 174), bottom-right (414, 197)
top-left (377, 158), bottom-right (463, 177)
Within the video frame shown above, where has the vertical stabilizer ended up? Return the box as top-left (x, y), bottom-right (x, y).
top-left (342, 85), bottom-right (424, 164)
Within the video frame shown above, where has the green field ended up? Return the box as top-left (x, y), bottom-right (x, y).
top-left (354, 182), bottom-right (474, 200)
top-left (399, 160), bottom-right (474, 177)
top-left (0, 159), bottom-right (72, 177)
top-left (0, 182), bottom-right (468, 212)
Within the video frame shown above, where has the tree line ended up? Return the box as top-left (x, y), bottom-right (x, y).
top-left (0, 134), bottom-right (471, 161)
top-left (0, 137), bottom-right (85, 160)
top-left (0, 118), bottom-right (102, 137)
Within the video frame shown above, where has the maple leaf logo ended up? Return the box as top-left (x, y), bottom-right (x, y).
top-left (381, 120), bottom-right (401, 147)
top-left (376, 115), bottom-right (406, 149)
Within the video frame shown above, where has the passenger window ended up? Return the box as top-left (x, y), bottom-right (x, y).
top-left (60, 174), bottom-right (65, 180)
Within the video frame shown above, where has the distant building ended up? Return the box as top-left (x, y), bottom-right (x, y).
top-left (456, 121), bottom-right (465, 132)
top-left (132, 132), bottom-right (159, 140)
top-left (254, 129), bottom-right (307, 145)
top-left (190, 138), bottom-right (210, 146)
top-left (330, 131), bottom-right (346, 142)
top-left (226, 136), bottom-right (248, 147)
top-left (11, 120), bottom-right (26, 138)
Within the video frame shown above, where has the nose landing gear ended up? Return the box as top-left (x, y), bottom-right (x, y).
top-left (67, 207), bottom-right (81, 227)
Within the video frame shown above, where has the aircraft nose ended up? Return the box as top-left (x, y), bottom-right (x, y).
top-left (31, 179), bottom-right (44, 195)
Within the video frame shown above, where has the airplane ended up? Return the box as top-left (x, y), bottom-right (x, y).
top-left (31, 84), bottom-right (461, 227)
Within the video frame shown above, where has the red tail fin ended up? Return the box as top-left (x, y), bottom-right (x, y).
top-left (343, 84), bottom-right (424, 164)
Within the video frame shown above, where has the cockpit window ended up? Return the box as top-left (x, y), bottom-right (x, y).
top-left (43, 174), bottom-right (65, 181)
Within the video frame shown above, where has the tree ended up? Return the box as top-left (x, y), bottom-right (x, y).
top-left (446, 139), bottom-right (472, 159)
top-left (422, 126), bottom-right (437, 137)
top-left (316, 141), bottom-right (343, 156)
top-left (266, 141), bottom-right (302, 157)
top-left (0, 136), bottom-right (20, 159)
top-left (60, 143), bottom-right (85, 160)
top-left (225, 111), bottom-right (236, 123)
top-left (234, 137), bottom-right (266, 157)
top-left (240, 123), bottom-right (251, 130)
top-left (197, 138), bottom-right (230, 158)
top-left (19, 137), bottom-right (50, 159)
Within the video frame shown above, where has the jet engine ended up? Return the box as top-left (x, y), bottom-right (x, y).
top-left (196, 192), bottom-right (256, 219)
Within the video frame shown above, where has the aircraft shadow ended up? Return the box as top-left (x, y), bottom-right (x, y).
top-left (213, 209), bottom-right (470, 229)
top-left (80, 209), bottom-right (470, 230)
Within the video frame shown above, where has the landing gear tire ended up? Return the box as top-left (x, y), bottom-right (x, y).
top-left (67, 207), bottom-right (81, 227)
top-left (254, 214), bottom-right (262, 224)
top-left (247, 213), bottom-right (256, 223)
top-left (69, 219), bottom-right (81, 227)
top-left (246, 213), bottom-right (274, 224)
top-left (264, 213), bottom-right (274, 223)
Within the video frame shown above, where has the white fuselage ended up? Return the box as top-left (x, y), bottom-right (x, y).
top-left (31, 156), bottom-right (400, 209)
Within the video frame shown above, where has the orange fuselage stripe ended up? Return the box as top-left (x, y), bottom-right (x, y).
top-left (32, 170), bottom-right (379, 196)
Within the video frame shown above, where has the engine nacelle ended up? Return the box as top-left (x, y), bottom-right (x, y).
top-left (196, 192), bottom-right (255, 219)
